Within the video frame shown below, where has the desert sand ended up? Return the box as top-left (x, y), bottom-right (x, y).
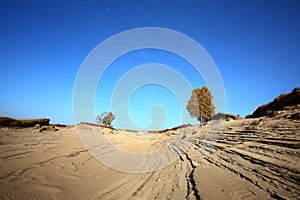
top-left (0, 115), bottom-right (299, 200)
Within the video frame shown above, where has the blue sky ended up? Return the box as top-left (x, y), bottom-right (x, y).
top-left (0, 0), bottom-right (299, 129)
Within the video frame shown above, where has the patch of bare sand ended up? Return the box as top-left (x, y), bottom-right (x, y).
top-left (105, 130), bottom-right (173, 153)
top-left (194, 162), bottom-right (268, 200)
top-left (0, 127), bottom-right (137, 199)
top-left (0, 117), bottom-right (299, 199)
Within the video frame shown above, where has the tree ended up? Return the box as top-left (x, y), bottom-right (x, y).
top-left (96, 112), bottom-right (115, 127)
top-left (186, 87), bottom-right (215, 124)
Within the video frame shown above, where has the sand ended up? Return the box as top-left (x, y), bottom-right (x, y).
top-left (0, 117), bottom-right (299, 199)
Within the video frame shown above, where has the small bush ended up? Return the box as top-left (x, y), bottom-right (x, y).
top-left (96, 112), bottom-right (115, 127)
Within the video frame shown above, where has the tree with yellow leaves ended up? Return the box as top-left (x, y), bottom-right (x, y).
top-left (186, 87), bottom-right (215, 124)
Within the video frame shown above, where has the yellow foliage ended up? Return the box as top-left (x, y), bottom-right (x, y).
top-left (186, 86), bottom-right (215, 123)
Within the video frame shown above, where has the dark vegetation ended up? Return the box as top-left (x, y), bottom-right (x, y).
top-left (0, 117), bottom-right (50, 128)
top-left (212, 112), bottom-right (242, 121)
top-left (246, 88), bottom-right (300, 118)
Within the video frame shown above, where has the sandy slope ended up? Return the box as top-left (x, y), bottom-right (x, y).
top-left (0, 117), bottom-right (299, 200)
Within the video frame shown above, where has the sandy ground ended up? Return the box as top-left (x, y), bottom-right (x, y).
top-left (0, 117), bottom-right (299, 200)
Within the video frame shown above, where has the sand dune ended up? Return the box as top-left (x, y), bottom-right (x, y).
top-left (0, 115), bottom-right (299, 200)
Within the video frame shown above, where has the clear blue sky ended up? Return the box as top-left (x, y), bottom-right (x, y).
top-left (0, 0), bottom-right (299, 129)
